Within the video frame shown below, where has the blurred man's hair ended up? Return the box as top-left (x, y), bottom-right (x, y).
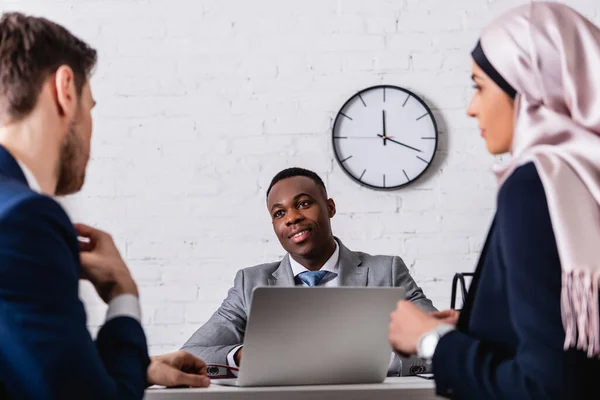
top-left (0, 12), bottom-right (97, 123)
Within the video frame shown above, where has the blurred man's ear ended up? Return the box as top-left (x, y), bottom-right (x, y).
top-left (54, 65), bottom-right (78, 122)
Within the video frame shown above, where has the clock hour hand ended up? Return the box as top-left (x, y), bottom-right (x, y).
top-left (377, 134), bottom-right (422, 153)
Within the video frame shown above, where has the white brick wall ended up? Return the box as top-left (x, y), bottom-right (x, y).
top-left (2, 0), bottom-right (599, 355)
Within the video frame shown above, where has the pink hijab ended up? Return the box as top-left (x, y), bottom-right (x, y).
top-left (479, 2), bottom-right (600, 357)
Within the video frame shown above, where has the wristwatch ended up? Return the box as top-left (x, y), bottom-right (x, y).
top-left (417, 323), bottom-right (455, 363)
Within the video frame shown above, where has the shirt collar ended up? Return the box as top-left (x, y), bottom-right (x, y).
top-left (289, 240), bottom-right (340, 277)
top-left (15, 159), bottom-right (42, 193)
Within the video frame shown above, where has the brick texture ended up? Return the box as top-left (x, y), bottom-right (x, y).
top-left (2, 0), bottom-right (599, 355)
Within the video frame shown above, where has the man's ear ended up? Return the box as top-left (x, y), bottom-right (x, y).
top-left (327, 198), bottom-right (336, 218)
top-left (54, 65), bottom-right (77, 121)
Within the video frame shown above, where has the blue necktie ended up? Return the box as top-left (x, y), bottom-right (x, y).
top-left (296, 270), bottom-right (331, 287)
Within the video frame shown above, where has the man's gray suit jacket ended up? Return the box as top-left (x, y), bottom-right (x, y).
top-left (182, 239), bottom-right (437, 376)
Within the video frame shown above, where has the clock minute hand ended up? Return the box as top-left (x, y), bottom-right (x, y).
top-left (382, 110), bottom-right (387, 146)
top-left (377, 134), bottom-right (422, 153)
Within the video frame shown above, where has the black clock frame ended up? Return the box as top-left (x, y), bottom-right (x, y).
top-left (332, 84), bottom-right (439, 191)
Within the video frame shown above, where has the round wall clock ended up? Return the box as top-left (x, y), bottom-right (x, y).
top-left (332, 85), bottom-right (438, 190)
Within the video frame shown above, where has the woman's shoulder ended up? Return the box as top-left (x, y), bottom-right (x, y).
top-left (498, 161), bottom-right (546, 205)
top-left (496, 161), bottom-right (553, 234)
top-left (502, 161), bottom-right (541, 186)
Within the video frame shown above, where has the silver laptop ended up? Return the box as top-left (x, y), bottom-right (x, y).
top-left (213, 286), bottom-right (405, 387)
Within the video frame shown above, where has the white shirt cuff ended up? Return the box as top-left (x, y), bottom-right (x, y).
top-left (106, 294), bottom-right (141, 323)
top-left (227, 345), bottom-right (243, 376)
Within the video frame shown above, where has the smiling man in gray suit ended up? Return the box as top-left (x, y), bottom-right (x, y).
top-left (182, 167), bottom-right (436, 376)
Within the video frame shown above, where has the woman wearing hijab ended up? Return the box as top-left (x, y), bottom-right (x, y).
top-left (388, 2), bottom-right (600, 399)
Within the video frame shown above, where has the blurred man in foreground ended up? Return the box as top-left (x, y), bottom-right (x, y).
top-left (0, 12), bottom-right (208, 398)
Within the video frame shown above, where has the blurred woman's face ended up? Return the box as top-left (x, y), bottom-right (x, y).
top-left (466, 61), bottom-right (515, 155)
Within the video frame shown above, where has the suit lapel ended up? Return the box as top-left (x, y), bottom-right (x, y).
top-left (268, 240), bottom-right (369, 287)
top-left (336, 239), bottom-right (368, 287)
top-left (457, 218), bottom-right (496, 331)
top-left (0, 145), bottom-right (27, 185)
top-left (268, 255), bottom-right (296, 286)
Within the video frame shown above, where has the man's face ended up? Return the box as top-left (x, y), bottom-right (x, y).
top-left (267, 176), bottom-right (336, 260)
top-left (55, 82), bottom-right (94, 196)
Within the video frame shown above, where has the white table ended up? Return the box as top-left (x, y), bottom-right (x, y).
top-left (144, 377), bottom-right (442, 400)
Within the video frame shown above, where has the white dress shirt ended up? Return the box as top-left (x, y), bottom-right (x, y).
top-left (226, 241), bottom-right (341, 370)
top-left (289, 241), bottom-right (340, 287)
top-left (16, 159), bottom-right (141, 323)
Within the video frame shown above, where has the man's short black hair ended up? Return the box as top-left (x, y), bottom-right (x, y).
top-left (266, 167), bottom-right (327, 198)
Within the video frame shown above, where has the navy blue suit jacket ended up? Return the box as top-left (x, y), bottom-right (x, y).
top-left (0, 147), bottom-right (150, 399)
top-left (432, 163), bottom-right (600, 399)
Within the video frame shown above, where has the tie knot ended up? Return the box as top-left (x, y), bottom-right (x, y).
top-left (296, 270), bottom-right (330, 287)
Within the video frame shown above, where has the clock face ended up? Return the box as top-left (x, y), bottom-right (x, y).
top-left (332, 85), bottom-right (438, 190)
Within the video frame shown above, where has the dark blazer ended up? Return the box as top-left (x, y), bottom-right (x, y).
top-left (432, 162), bottom-right (600, 399)
top-left (0, 146), bottom-right (150, 399)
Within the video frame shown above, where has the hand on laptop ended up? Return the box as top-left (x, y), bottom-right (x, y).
top-left (75, 223), bottom-right (138, 303)
top-left (147, 350), bottom-right (210, 388)
top-left (389, 301), bottom-right (441, 355)
top-left (431, 309), bottom-right (460, 326)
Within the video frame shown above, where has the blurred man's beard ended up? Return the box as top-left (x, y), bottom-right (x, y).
top-left (55, 125), bottom-right (86, 196)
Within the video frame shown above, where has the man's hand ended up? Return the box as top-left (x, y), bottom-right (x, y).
top-left (431, 309), bottom-right (460, 326)
top-left (389, 301), bottom-right (441, 356)
top-left (147, 350), bottom-right (210, 388)
top-left (234, 347), bottom-right (242, 366)
top-left (75, 223), bottom-right (138, 303)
